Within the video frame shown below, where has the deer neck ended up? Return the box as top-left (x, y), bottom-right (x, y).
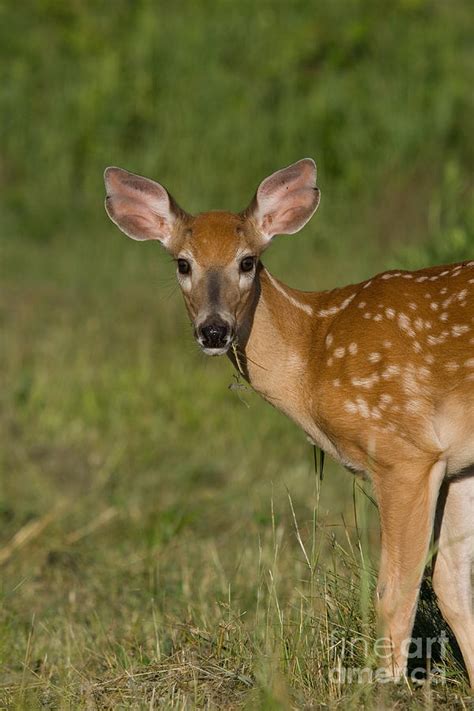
top-left (230, 266), bottom-right (324, 422)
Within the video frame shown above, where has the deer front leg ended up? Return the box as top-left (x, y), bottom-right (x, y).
top-left (373, 459), bottom-right (446, 680)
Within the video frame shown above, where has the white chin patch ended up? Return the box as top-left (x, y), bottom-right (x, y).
top-left (200, 345), bottom-right (230, 357)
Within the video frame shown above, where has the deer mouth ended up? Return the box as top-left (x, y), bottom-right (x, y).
top-left (200, 344), bottom-right (232, 356)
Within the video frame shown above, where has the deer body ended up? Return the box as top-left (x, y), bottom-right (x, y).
top-left (243, 264), bottom-right (474, 476)
top-left (104, 159), bottom-right (474, 687)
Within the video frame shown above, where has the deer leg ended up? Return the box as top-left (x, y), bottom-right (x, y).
top-left (432, 473), bottom-right (474, 689)
top-left (373, 459), bottom-right (446, 680)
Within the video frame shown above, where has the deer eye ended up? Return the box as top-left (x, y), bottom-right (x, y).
top-left (177, 259), bottom-right (191, 275)
top-left (240, 256), bottom-right (255, 273)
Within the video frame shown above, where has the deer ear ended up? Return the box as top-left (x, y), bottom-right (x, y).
top-left (104, 167), bottom-right (186, 246)
top-left (245, 158), bottom-right (320, 242)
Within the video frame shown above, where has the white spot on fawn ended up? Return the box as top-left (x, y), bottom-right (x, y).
top-left (452, 324), bottom-right (470, 337)
top-left (352, 374), bottom-right (380, 389)
top-left (381, 365), bottom-right (400, 379)
top-left (356, 397), bottom-right (370, 418)
top-left (341, 294), bottom-right (356, 309)
top-left (398, 313), bottom-right (415, 337)
top-left (317, 293), bottom-right (356, 318)
top-left (427, 334), bottom-right (446, 346)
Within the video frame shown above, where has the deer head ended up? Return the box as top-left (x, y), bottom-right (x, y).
top-left (104, 159), bottom-right (320, 354)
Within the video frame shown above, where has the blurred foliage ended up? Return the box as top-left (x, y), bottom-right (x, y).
top-left (398, 159), bottom-right (474, 266)
top-left (1, 0), bottom-right (473, 262)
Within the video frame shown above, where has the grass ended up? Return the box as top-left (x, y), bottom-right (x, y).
top-left (1, 0), bottom-right (473, 707)
top-left (1, 231), bottom-right (472, 708)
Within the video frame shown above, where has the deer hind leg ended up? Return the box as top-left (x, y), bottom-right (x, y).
top-left (432, 473), bottom-right (474, 689)
top-left (373, 459), bottom-right (446, 680)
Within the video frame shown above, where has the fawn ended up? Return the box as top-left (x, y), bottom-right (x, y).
top-left (104, 158), bottom-right (474, 686)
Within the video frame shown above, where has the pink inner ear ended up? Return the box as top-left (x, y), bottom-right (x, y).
top-left (258, 160), bottom-right (316, 203)
top-left (107, 196), bottom-right (167, 242)
top-left (104, 168), bottom-right (175, 243)
top-left (255, 159), bottom-right (319, 239)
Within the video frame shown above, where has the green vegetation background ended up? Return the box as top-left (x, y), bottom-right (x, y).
top-left (1, 1), bottom-right (473, 707)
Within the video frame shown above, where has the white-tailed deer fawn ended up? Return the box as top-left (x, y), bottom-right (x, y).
top-left (104, 159), bottom-right (474, 687)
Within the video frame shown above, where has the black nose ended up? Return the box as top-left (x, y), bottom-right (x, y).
top-left (199, 320), bottom-right (230, 349)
